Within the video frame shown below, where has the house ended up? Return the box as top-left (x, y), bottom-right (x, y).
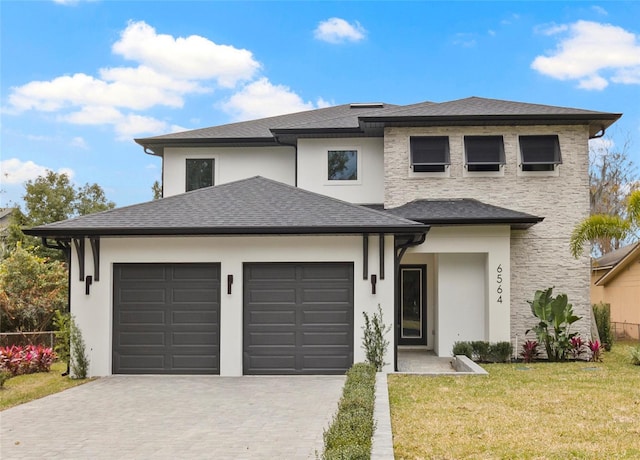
top-left (591, 242), bottom-right (640, 339)
top-left (24, 97), bottom-right (621, 376)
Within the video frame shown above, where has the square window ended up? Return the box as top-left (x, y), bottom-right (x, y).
top-left (328, 150), bottom-right (358, 180)
top-left (186, 159), bottom-right (214, 191)
top-left (464, 136), bottom-right (505, 172)
top-left (410, 137), bottom-right (450, 173)
top-left (519, 135), bottom-right (561, 172)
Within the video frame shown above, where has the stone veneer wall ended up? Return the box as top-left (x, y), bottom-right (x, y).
top-left (384, 125), bottom-right (592, 343)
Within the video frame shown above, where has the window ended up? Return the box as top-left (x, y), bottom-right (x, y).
top-left (519, 135), bottom-right (562, 172)
top-left (464, 136), bottom-right (505, 172)
top-left (186, 159), bottom-right (214, 191)
top-left (410, 137), bottom-right (450, 173)
top-left (328, 150), bottom-right (358, 181)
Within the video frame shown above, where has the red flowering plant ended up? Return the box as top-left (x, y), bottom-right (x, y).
top-left (588, 340), bottom-right (603, 362)
top-left (0, 345), bottom-right (56, 376)
top-left (520, 340), bottom-right (540, 363)
top-left (569, 336), bottom-right (586, 360)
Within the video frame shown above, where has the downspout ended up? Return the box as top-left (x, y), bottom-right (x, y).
top-left (273, 137), bottom-right (299, 187)
top-left (393, 232), bottom-right (428, 371)
top-left (42, 237), bottom-right (72, 375)
top-left (589, 125), bottom-right (607, 139)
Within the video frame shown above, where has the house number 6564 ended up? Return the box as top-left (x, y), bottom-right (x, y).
top-left (496, 264), bottom-right (503, 303)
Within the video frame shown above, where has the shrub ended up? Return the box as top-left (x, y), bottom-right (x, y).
top-left (70, 316), bottom-right (90, 379)
top-left (323, 363), bottom-right (376, 459)
top-left (593, 302), bottom-right (613, 351)
top-left (53, 310), bottom-right (71, 368)
top-left (629, 345), bottom-right (640, 366)
top-left (520, 340), bottom-right (540, 363)
top-left (471, 341), bottom-right (491, 362)
top-left (0, 345), bottom-right (56, 376)
top-left (452, 341), bottom-right (473, 359)
top-left (361, 305), bottom-right (391, 371)
top-left (569, 336), bottom-right (586, 360)
top-left (490, 341), bottom-right (513, 363)
top-left (0, 371), bottom-right (11, 388)
top-left (526, 287), bottom-right (581, 361)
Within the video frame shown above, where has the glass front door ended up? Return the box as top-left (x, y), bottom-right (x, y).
top-left (399, 265), bottom-right (426, 345)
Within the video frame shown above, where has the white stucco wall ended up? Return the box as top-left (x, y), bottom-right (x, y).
top-left (69, 234), bottom-right (395, 377)
top-left (403, 226), bottom-right (511, 356)
top-left (297, 138), bottom-right (384, 204)
top-left (161, 146), bottom-right (295, 197)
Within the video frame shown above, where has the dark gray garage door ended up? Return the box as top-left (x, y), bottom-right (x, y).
top-left (113, 263), bottom-right (220, 374)
top-left (244, 263), bottom-right (354, 375)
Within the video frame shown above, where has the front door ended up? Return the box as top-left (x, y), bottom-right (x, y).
top-left (399, 265), bottom-right (427, 346)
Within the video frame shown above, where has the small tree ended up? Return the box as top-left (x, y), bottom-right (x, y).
top-left (0, 244), bottom-right (67, 332)
top-left (361, 305), bottom-right (391, 371)
top-left (70, 316), bottom-right (89, 379)
top-left (526, 287), bottom-right (581, 362)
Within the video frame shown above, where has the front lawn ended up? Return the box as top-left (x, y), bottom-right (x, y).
top-left (0, 362), bottom-right (92, 411)
top-left (389, 341), bottom-right (640, 459)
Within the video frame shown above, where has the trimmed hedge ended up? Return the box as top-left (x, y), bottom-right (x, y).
top-left (323, 362), bottom-right (376, 460)
top-left (452, 341), bottom-right (514, 363)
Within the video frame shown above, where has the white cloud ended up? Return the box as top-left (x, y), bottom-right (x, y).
top-left (114, 114), bottom-right (169, 140)
top-left (221, 78), bottom-right (324, 121)
top-left (534, 23), bottom-right (569, 36)
top-left (112, 21), bottom-right (260, 87)
top-left (53, 0), bottom-right (96, 4)
top-left (591, 6), bottom-right (608, 16)
top-left (453, 33), bottom-right (477, 48)
top-left (70, 136), bottom-right (89, 149)
top-left (531, 20), bottom-right (640, 90)
top-left (314, 18), bottom-right (366, 44)
top-left (0, 158), bottom-right (74, 185)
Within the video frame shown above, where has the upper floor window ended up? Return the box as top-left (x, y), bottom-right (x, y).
top-left (464, 136), bottom-right (505, 172)
top-left (328, 150), bottom-right (358, 181)
top-left (410, 137), bottom-right (450, 173)
top-left (186, 158), bottom-right (214, 191)
top-left (519, 135), bottom-right (562, 172)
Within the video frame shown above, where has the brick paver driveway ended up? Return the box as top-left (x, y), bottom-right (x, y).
top-left (0, 375), bottom-right (345, 459)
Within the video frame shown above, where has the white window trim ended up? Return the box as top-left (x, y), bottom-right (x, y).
top-left (325, 147), bottom-right (363, 185)
top-left (407, 136), bottom-right (451, 178)
top-left (462, 135), bottom-right (506, 178)
top-left (516, 135), bottom-right (561, 178)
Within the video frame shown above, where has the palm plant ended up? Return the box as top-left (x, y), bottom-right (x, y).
top-left (570, 189), bottom-right (640, 258)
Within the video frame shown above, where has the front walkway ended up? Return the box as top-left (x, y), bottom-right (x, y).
top-left (0, 375), bottom-right (345, 459)
top-left (397, 348), bottom-right (454, 373)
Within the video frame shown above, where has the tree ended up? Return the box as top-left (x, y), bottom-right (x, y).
top-left (571, 189), bottom-right (640, 258)
top-left (0, 244), bottom-right (68, 332)
top-left (588, 135), bottom-right (639, 255)
top-left (5, 171), bottom-right (115, 258)
top-left (152, 180), bottom-right (162, 200)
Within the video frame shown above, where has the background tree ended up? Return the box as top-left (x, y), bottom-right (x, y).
top-left (0, 244), bottom-right (68, 332)
top-left (588, 135), bottom-right (639, 255)
top-left (5, 171), bottom-right (115, 259)
top-left (152, 180), bottom-right (162, 200)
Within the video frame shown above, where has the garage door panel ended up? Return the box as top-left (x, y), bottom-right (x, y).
top-left (113, 263), bottom-right (220, 374)
top-left (244, 263), bottom-right (353, 375)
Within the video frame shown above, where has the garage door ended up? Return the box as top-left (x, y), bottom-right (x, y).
top-left (244, 263), bottom-right (354, 375)
top-left (113, 263), bottom-right (220, 374)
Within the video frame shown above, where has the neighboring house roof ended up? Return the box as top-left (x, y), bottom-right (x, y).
top-left (592, 242), bottom-right (640, 286)
top-left (24, 176), bottom-right (428, 238)
top-left (135, 97), bottom-right (621, 155)
top-left (370, 199), bottom-right (543, 229)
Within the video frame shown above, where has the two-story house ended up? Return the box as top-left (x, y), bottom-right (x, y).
top-left (25, 97), bottom-right (621, 376)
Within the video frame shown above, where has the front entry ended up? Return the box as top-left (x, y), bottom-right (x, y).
top-left (399, 265), bottom-right (427, 345)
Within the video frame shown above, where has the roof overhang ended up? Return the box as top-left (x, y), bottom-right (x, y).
top-left (135, 137), bottom-right (280, 156)
top-left (594, 242), bottom-right (640, 286)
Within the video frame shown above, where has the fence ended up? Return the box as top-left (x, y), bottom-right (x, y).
top-left (0, 331), bottom-right (57, 348)
top-left (612, 322), bottom-right (640, 341)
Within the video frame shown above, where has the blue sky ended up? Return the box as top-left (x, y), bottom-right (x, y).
top-left (2, 1), bottom-right (639, 208)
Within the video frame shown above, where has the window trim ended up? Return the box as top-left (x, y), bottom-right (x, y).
top-left (185, 158), bottom-right (215, 192)
top-left (464, 135), bottom-right (505, 172)
top-left (409, 136), bottom-right (451, 174)
top-left (519, 135), bottom-right (562, 172)
top-left (325, 148), bottom-right (362, 185)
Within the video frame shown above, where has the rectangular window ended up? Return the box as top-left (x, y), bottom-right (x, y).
top-left (519, 135), bottom-right (562, 172)
top-left (410, 137), bottom-right (450, 173)
top-left (186, 159), bottom-right (214, 191)
top-left (328, 150), bottom-right (358, 181)
top-left (464, 136), bottom-right (505, 172)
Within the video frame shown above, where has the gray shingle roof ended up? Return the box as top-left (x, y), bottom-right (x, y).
top-left (135, 97), bottom-right (620, 148)
top-left (378, 198), bottom-right (543, 229)
top-left (593, 242), bottom-right (640, 269)
top-left (24, 177), bottom-right (427, 238)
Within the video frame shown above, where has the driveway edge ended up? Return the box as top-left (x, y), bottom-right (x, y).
top-left (371, 372), bottom-right (394, 459)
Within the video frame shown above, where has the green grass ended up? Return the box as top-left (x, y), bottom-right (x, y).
top-left (0, 362), bottom-right (93, 411)
top-left (389, 341), bottom-right (640, 459)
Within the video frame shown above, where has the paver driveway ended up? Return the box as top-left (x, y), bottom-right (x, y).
top-left (0, 375), bottom-right (345, 459)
